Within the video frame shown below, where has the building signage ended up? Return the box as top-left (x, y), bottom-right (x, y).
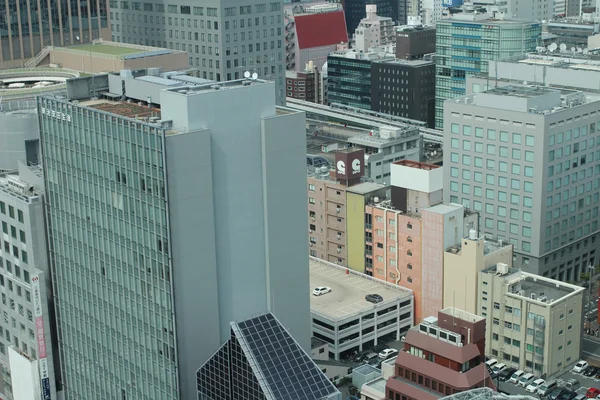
top-left (442, 0), bottom-right (463, 6)
top-left (32, 275), bottom-right (52, 400)
top-left (41, 107), bottom-right (71, 123)
top-left (335, 149), bottom-right (365, 181)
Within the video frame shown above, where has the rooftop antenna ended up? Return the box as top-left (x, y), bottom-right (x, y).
top-left (243, 70), bottom-right (251, 79)
top-left (559, 43), bottom-right (567, 52)
top-left (549, 42), bottom-right (557, 52)
top-left (251, 72), bottom-right (258, 80)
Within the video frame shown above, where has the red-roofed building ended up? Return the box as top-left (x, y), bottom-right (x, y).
top-left (386, 307), bottom-right (496, 400)
top-left (284, 4), bottom-right (348, 72)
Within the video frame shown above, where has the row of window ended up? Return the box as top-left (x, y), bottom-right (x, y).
top-left (0, 202), bottom-right (24, 223)
top-left (450, 124), bottom-right (536, 146)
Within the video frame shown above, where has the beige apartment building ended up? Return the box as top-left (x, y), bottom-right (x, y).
top-left (308, 174), bottom-right (349, 266)
top-left (478, 263), bottom-right (584, 377)
top-left (444, 234), bottom-right (513, 315)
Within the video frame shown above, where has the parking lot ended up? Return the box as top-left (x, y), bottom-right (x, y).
top-left (497, 364), bottom-right (600, 398)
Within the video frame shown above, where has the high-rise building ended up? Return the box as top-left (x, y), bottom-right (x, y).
top-left (386, 307), bottom-right (495, 399)
top-left (286, 65), bottom-right (320, 103)
top-left (395, 25), bottom-right (436, 60)
top-left (354, 5), bottom-right (395, 53)
top-left (443, 85), bottom-right (600, 279)
top-left (0, 0), bottom-right (110, 69)
top-left (344, 0), bottom-right (406, 37)
top-left (0, 164), bottom-right (58, 400)
top-left (434, 11), bottom-right (540, 129)
top-left (39, 75), bottom-right (310, 399)
top-left (479, 263), bottom-right (584, 377)
top-left (109, 0), bottom-right (286, 104)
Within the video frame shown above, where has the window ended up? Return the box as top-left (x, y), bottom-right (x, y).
top-left (513, 133), bottom-right (522, 144)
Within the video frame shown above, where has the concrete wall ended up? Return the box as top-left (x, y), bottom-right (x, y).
top-left (125, 52), bottom-right (189, 71)
top-left (390, 163), bottom-right (443, 194)
top-left (299, 45), bottom-right (338, 72)
top-left (0, 111), bottom-right (39, 171)
top-left (166, 129), bottom-right (221, 400)
top-left (347, 191), bottom-right (366, 272)
top-left (261, 110), bottom-right (312, 352)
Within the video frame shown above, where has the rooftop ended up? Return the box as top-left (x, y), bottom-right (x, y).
top-left (364, 377), bottom-right (387, 392)
top-left (309, 258), bottom-right (412, 321)
top-left (501, 52), bottom-right (600, 70)
top-left (348, 127), bottom-right (420, 148)
top-left (379, 59), bottom-right (434, 67)
top-left (440, 307), bottom-right (484, 323)
top-left (440, 387), bottom-right (537, 400)
top-left (482, 264), bottom-right (585, 305)
top-left (395, 160), bottom-right (440, 170)
top-left (84, 99), bottom-right (162, 120)
top-left (311, 337), bottom-right (328, 349)
top-left (347, 182), bottom-right (386, 195)
top-left (68, 43), bottom-right (144, 56)
top-left (294, 10), bottom-right (348, 49)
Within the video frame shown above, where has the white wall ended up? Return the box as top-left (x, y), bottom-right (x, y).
top-left (390, 163), bottom-right (443, 193)
top-left (8, 347), bottom-right (40, 400)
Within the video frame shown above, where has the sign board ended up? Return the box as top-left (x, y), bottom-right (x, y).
top-left (442, 0), bottom-right (463, 7)
top-left (42, 377), bottom-right (51, 400)
top-left (335, 149), bottom-right (365, 181)
top-left (32, 275), bottom-right (52, 400)
top-left (41, 107), bottom-right (71, 123)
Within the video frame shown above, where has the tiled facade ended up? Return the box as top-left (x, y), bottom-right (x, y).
top-left (308, 176), bottom-right (348, 266)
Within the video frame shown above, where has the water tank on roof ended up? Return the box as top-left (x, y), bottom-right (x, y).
top-left (469, 229), bottom-right (477, 240)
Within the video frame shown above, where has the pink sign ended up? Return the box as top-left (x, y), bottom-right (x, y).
top-left (36, 317), bottom-right (46, 359)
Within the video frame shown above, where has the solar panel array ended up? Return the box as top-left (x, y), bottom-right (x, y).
top-left (237, 313), bottom-right (338, 400)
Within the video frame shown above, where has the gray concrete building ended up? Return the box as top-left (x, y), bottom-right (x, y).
top-left (39, 73), bottom-right (309, 399)
top-left (444, 84), bottom-right (600, 281)
top-left (0, 164), bottom-right (57, 400)
top-left (109, 0), bottom-right (286, 104)
top-left (309, 258), bottom-right (413, 361)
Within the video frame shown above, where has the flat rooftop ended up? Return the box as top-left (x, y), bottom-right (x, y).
top-left (395, 160), bottom-right (440, 170)
top-left (483, 264), bottom-right (584, 304)
top-left (309, 259), bottom-right (412, 321)
top-left (364, 377), bottom-right (387, 392)
top-left (348, 128), bottom-right (419, 148)
top-left (68, 43), bottom-right (145, 56)
top-left (84, 99), bottom-right (162, 120)
top-left (485, 85), bottom-right (553, 98)
top-left (347, 182), bottom-right (386, 195)
top-left (440, 307), bottom-right (484, 323)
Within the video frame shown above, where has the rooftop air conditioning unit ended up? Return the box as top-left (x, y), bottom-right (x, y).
top-left (530, 293), bottom-right (537, 300)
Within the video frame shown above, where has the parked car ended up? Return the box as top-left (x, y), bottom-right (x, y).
top-left (362, 352), bottom-right (378, 364)
top-left (584, 366), bottom-right (599, 377)
top-left (574, 394), bottom-right (587, 400)
top-left (508, 370), bottom-right (525, 384)
top-left (312, 286), bottom-right (332, 296)
top-left (586, 388), bottom-right (600, 398)
top-left (485, 359), bottom-right (499, 369)
top-left (378, 348), bottom-right (399, 359)
top-left (565, 379), bottom-right (580, 391)
top-left (526, 378), bottom-right (545, 393)
top-left (573, 360), bottom-right (589, 373)
top-left (558, 390), bottom-right (578, 400)
top-left (498, 367), bottom-right (517, 382)
top-left (548, 387), bottom-right (568, 400)
top-left (538, 380), bottom-right (558, 396)
top-left (365, 294), bottom-right (383, 303)
top-left (492, 363), bottom-right (507, 374)
top-left (518, 373), bottom-right (535, 387)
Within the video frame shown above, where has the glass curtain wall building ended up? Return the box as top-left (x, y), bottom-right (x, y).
top-left (38, 76), bottom-right (310, 400)
top-left (0, 0), bottom-right (110, 68)
top-left (327, 53), bottom-right (379, 109)
top-left (434, 15), bottom-right (540, 129)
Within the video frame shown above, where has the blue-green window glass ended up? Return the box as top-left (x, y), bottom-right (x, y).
top-left (450, 181), bottom-right (458, 192)
top-left (499, 162), bottom-right (508, 172)
top-left (500, 131), bottom-right (509, 142)
top-left (512, 149), bottom-right (521, 160)
top-left (488, 129), bottom-right (496, 140)
top-left (498, 177), bottom-right (507, 187)
top-left (451, 138), bottom-right (459, 148)
top-left (451, 123), bottom-right (460, 134)
top-left (474, 172), bottom-right (483, 182)
top-left (450, 167), bottom-right (459, 177)
top-left (462, 170), bottom-right (471, 180)
top-left (513, 133), bottom-right (522, 144)
top-left (498, 191), bottom-right (507, 202)
top-left (475, 127), bottom-right (484, 138)
top-left (498, 206), bottom-right (506, 217)
top-left (525, 135), bottom-right (535, 147)
top-left (463, 125), bottom-right (472, 136)
top-left (486, 189), bottom-right (494, 199)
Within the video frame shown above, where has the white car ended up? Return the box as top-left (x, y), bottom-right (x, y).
top-left (508, 370), bottom-right (524, 384)
top-left (526, 378), bottom-right (545, 393)
top-left (378, 348), bottom-right (399, 359)
top-left (573, 360), bottom-right (588, 373)
top-left (518, 373), bottom-right (535, 387)
top-left (312, 286), bottom-right (332, 296)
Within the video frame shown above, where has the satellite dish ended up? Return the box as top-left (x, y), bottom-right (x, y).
top-left (560, 43), bottom-right (567, 51)
top-left (577, 47), bottom-right (583, 53)
top-left (584, 48), bottom-right (589, 54)
top-left (243, 71), bottom-right (251, 78)
top-left (75, 35), bottom-right (80, 41)
top-left (251, 72), bottom-right (258, 80)
top-left (571, 47), bottom-right (576, 52)
top-left (549, 43), bottom-right (557, 52)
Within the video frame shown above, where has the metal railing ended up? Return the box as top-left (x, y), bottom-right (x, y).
top-left (24, 46), bottom-right (54, 68)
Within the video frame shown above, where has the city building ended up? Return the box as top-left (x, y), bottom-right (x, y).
top-left (546, 20), bottom-right (600, 46)
top-left (371, 59), bottom-right (436, 127)
top-left (110, 0), bottom-right (287, 104)
top-left (39, 75), bottom-right (310, 399)
top-left (439, 387), bottom-right (537, 400)
top-left (27, 40), bottom-right (190, 73)
top-left (443, 84), bottom-right (600, 280)
top-left (309, 258), bottom-right (413, 361)
top-left (434, 11), bottom-right (541, 128)
top-left (354, 5), bottom-right (395, 53)
top-left (395, 25), bottom-right (436, 60)
top-left (348, 160), bottom-right (479, 322)
top-left (196, 313), bottom-right (341, 400)
top-left (0, 68), bottom-right (81, 172)
top-left (284, 3), bottom-right (348, 72)
top-left (444, 234), bottom-right (513, 315)
top-left (0, 165), bottom-right (58, 400)
top-left (327, 49), bottom-right (394, 110)
top-left (0, 0), bottom-right (110, 69)
top-left (286, 63), bottom-right (320, 102)
top-left (478, 263), bottom-right (584, 377)
top-left (420, 0), bottom-right (444, 27)
top-left (344, 0), bottom-right (407, 38)
top-left (347, 126), bottom-right (422, 183)
top-left (386, 307), bottom-right (495, 400)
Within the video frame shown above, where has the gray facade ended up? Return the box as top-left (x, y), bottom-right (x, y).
top-left (110, 0), bottom-right (286, 105)
top-left (443, 85), bottom-right (600, 281)
top-left (0, 166), bottom-right (57, 400)
top-left (39, 78), bottom-right (309, 400)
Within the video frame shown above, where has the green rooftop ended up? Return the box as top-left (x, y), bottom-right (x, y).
top-left (68, 44), bottom-right (144, 56)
